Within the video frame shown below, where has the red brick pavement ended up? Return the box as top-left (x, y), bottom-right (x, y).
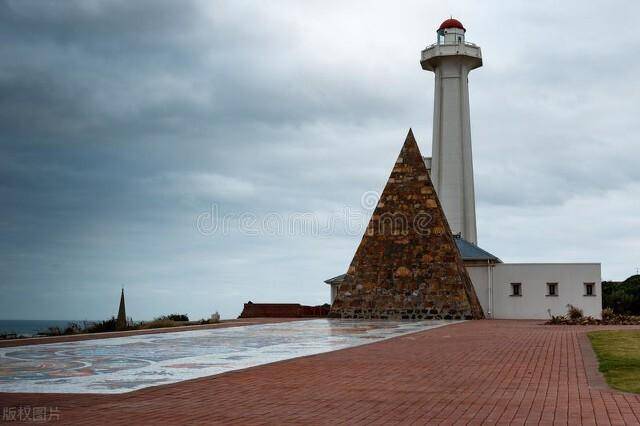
top-left (2, 320), bottom-right (640, 425)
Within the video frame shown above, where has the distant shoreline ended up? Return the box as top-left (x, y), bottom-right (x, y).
top-left (0, 317), bottom-right (221, 340)
top-left (0, 319), bottom-right (99, 338)
top-left (0, 318), bottom-right (303, 348)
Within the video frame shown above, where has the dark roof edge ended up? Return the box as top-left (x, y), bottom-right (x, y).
top-left (454, 236), bottom-right (502, 263)
top-left (324, 273), bottom-right (346, 285)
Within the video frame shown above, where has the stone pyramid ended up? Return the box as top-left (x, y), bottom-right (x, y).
top-left (330, 129), bottom-right (484, 320)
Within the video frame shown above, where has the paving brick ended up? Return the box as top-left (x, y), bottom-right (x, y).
top-left (2, 321), bottom-right (640, 424)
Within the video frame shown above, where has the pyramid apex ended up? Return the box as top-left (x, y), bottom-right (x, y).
top-left (402, 129), bottom-right (419, 151)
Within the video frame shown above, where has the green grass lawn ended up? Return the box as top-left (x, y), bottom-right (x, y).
top-left (588, 330), bottom-right (640, 393)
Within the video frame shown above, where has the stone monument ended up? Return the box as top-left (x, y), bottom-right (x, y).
top-left (330, 130), bottom-right (484, 320)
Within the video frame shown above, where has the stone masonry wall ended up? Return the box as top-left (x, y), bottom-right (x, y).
top-left (330, 130), bottom-right (484, 320)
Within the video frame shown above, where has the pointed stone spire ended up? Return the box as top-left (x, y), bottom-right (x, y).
top-left (330, 129), bottom-right (484, 320)
top-left (116, 288), bottom-right (127, 330)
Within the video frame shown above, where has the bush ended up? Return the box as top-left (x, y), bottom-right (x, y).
top-left (566, 304), bottom-right (584, 321)
top-left (601, 307), bottom-right (615, 321)
top-left (198, 312), bottom-right (221, 325)
top-left (139, 319), bottom-right (179, 329)
top-left (547, 304), bottom-right (640, 326)
top-left (603, 275), bottom-right (640, 315)
top-left (39, 322), bottom-right (87, 336)
top-left (87, 317), bottom-right (118, 333)
top-left (0, 332), bottom-right (25, 340)
top-left (548, 314), bottom-right (566, 325)
top-left (155, 314), bottom-right (189, 322)
top-left (43, 326), bottom-right (63, 336)
top-left (63, 322), bottom-right (85, 335)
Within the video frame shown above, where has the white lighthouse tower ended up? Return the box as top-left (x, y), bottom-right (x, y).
top-left (421, 18), bottom-right (481, 244)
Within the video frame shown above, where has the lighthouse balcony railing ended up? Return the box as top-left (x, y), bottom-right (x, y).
top-left (424, 41), bottom-right (478, 50)
top-left (421, 42), bottom-right (482, 65)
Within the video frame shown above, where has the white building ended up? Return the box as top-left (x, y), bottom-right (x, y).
top-left (455, 236), bottom-right (600, 319)
top-left (325, 18), bottom-right (602, 320)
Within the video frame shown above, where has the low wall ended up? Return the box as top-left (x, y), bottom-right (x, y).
top-left (239, 303), bottom-right (330, 318)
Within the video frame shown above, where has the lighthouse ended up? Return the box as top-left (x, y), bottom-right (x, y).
top-left (421, 18), bottom-right (481, 244)
top-left (325, 17), bottom-right (602, 321)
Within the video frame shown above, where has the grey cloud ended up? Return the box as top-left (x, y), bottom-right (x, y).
top-left (1, 0), bottom-right (639, 320)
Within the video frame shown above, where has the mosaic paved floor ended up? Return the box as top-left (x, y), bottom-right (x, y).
top-left (0, 319), bottom-right (456, 394)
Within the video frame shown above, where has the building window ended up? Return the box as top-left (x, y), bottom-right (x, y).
top-left (547, 283), bottom-right (558, 297)
top-left (584, 282), bottom-right (595, 296)
top-left (511, 283), bottom-right (522, 297)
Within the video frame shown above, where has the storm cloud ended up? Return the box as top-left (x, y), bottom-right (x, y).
top-left (1, 0), bottom-right (639, 320)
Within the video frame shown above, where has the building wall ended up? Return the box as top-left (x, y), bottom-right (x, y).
top-left (330, 262), bottom-right (602, 320)
top-left (467, 265), bottom-right (491, 316)
top-left (490, 263), bottom-right (601, 319)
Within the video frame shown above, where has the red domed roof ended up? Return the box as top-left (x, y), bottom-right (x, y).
top-left (438, 18), bottom-right (465, 32)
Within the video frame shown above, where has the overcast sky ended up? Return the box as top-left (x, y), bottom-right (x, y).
top-left (1, 0), bottom-right (639, 321)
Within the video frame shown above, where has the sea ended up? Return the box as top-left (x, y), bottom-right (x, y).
top-left (0, 320), bottom-right (96, 337)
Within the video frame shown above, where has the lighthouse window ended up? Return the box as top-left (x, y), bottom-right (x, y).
top-left (458, 36), bottom-right (462, 43)
top-left (547, 283), bottom-right (558, 297)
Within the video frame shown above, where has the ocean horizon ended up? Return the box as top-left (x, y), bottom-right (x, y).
top-left (0, 319), bottom-right (98, 337)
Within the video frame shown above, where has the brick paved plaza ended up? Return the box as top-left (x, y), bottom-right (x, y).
top-left (2, 320), bottom-right (640, 425)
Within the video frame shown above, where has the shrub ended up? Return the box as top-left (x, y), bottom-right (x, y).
top-left (63, 322), bottom-right (85, 335)
top-left (210, 312), bottom-right (220, 323)
top-left (155, 314), bottom-right (189, 322)
top-left (548, 305), bottom-right (640, 326)
top-left (601, 307), bottom-right (615, 321)
top-left (43, 326), bottom-right (63, 336)
top-left (0, 333), bottom-right (24, 340)
top-left (87, 317), bottom-right (118, 333)
top-left (566, 304), bottom-right (584, 321)
top-left (548, 314), bottom-right (566, 325)
top-left (139, 319), bottom-right (178, 329)
top-left (602, 275), bottom-right (640, 315)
